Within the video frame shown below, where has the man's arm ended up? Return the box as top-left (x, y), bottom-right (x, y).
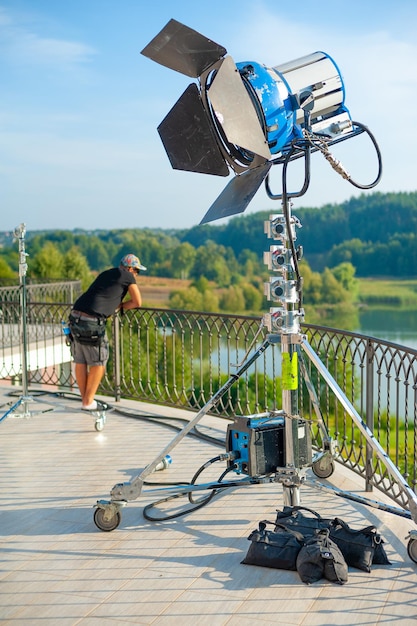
top-left (121, 283), bottom-right (142, 311)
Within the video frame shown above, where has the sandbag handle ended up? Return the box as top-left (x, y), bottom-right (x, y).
top-left (331, 517), bottom-right (382, 543)
top-left (332, 517), bottom-right (377, 534)
top-left (260, 519), bottom-right (305, 543)
top-left (278, 505), bottom-right (324, 520)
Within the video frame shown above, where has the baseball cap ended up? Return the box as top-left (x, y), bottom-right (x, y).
top-left (120, 254), bottom-right (147, 272)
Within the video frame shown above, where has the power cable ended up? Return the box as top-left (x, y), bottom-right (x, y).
top-left (143, 462), bottom-right (241, 522)
top-left (6, 389), bottom-right (233, 520)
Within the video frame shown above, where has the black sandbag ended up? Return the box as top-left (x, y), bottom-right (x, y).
top-left (296, 529), bottom-right (348, 585)
top-left (242, 521), bottom-right (304, 571)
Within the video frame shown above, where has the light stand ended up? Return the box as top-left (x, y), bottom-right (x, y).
top-left (92, 118), bottom-right (417, 561)
top-left (4, 224), bottom-right (33, 418)
top-left (92, 18), bottom-right (417, 561)
top-left (0, 224), bottom-right (53, 422)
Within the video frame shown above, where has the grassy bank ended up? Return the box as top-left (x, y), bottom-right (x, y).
top-left (358, 278), bottom-right (417, 308)
top-left (139, 275), bottom-right (417, 313)
top-left (139, 276), bottom-right (190, 308)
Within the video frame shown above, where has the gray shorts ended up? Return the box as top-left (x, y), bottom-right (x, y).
top-left (70, 336), bottom-right (109, 367)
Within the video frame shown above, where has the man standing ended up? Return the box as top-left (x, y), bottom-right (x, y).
top-left (69, 253), bottom-right (146, 410)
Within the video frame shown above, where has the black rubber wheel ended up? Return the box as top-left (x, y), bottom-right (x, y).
top-left (94, 507), bottom-right (121, 532)
top-left (312, 459), bottom-right (335, 479)
top-left (407, 538), bottom-right (417, 564)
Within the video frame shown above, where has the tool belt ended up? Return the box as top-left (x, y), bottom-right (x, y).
top-left (69, 311), bottom-right (107, 346)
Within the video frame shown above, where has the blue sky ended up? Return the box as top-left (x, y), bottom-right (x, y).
top-left (1, 0), bottom-right (416, 232)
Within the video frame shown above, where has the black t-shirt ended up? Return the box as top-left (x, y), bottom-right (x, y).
top-left (73, 267), bottom-right (136, 318)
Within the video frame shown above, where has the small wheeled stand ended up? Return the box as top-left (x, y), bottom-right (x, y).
top-left (85, 401), bottom-right (109, 432)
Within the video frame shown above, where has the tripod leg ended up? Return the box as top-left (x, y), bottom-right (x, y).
top-left (298, 348), bottom-right (329, 440)
top-left (106, 339), bottom-right (272, 503)
top-left (301, 337), bottom-right (417, 523)
top-left (298, 348), bottom-right (336, 478)
top-left (0, 398), bottom-right (24, 422)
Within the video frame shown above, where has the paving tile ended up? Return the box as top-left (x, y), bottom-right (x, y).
top-left (1, 386), bottom-right (417, 626)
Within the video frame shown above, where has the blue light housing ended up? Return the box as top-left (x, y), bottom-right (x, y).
top-left (141, 20), bottom-right (372, 223)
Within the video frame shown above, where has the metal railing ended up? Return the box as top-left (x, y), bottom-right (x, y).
top-left (0, 301), bottom-right (73, 385)
top-left (1, 300), bottom-right (417, 509)
top-left (0, 281), bottom-right (81, 304)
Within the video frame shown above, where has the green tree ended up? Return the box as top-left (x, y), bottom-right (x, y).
top-left (190, 276), bottom-right (219, 313)
top-left (219, 285), bottom-right (245, 312)
top-left (63, 247), bottom-right (93, 290)
top-left (192, 276), bottom-right (210, 293)
top-left (190, 241), bottom-right (232, 286)
top-left (171, 242), bottom-right (196, 279)
top-left (169, 287), bottom-right (203, 310)
top-left (82, 237), bottom-right (111, 270)
top-left (331, 262), bottom-right (358, 298)
top-left (0, 257), bottom-right (16, 283)
top-left (202, 289), bottom-right (220, 312)
top-left (321, 268), bottom-right (350, 304)
top-left (300, 261), bottom-right (323, 305)
top-left (238, 249), bottom-right (265, 279)
top-left (31, 242), bottom-right (65, 280)
top-left (241, 282), bottom-right (263, 311)
top-left (328, 238), bottom-right (365, 269)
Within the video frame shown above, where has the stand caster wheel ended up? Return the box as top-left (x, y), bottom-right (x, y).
top-left (95, 417), bottom-right (105, 431)
top-left (407, 537), bottom-right (417, 564)
top-left (312, 459), bottom-right (335, 479)
top-left (94, 507), bottom-right (121, 532)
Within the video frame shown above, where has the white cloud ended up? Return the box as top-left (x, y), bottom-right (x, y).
top-left (0, 130), bottom-right (143, 170)
top-left (8, 33), bottom-right (95, 66)
top-left (0, 6), bottom-right (96, 68)
top-left (0, 6), bottom-right (11, 26)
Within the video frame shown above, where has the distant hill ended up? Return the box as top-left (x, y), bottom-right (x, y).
top-left (179, 191), bottom-right (417, 276)
top-left (2, 191), bottom-right (417, 279)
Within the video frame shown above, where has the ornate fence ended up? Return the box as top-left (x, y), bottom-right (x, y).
top-left (1, 299), bottom-right (417, 509)
top-left (0, 281), bottom-right (81, 304)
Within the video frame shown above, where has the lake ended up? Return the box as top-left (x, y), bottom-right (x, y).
top-left (357, 308), bottom-right (417, 349)
top-left (203, 307), bottom-right (417, 390)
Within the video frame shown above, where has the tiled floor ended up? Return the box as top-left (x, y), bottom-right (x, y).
top-left (1, 386), bottom-right (417, 625)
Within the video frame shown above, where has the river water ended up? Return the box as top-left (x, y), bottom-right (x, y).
top-left (211, 308), bottom-right (417, 379)
top-left (357, 308), bottom-right (417, 350)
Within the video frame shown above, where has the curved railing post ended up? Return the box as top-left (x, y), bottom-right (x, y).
top-left (365, 338), bottom-right (375, 492)
top-left (112, 314), bottom-right (121, 403)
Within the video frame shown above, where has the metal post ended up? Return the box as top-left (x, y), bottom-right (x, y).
top-left (263, 199), bottom-right (304, 506)
top-left (112, 314), bottom-right (122, 402)
top-left (365, 339), bottom-right (375, 491)
top-left (282, 201), bottom-right (302, 507)
top-left (16, 224), bottom-right (31, 417)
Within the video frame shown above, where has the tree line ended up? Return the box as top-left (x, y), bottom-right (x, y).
top-left (0, 231), bottom-right (355, 316)
top-left (180, 191), bottom-right (417, 277)
top-left (0, 190), bottom-right (415, 314)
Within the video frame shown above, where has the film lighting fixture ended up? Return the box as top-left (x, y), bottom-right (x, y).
top-left (92, 19), bottom-right (417, 545)
top-left (141, 18), bottom-right (382, 224)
